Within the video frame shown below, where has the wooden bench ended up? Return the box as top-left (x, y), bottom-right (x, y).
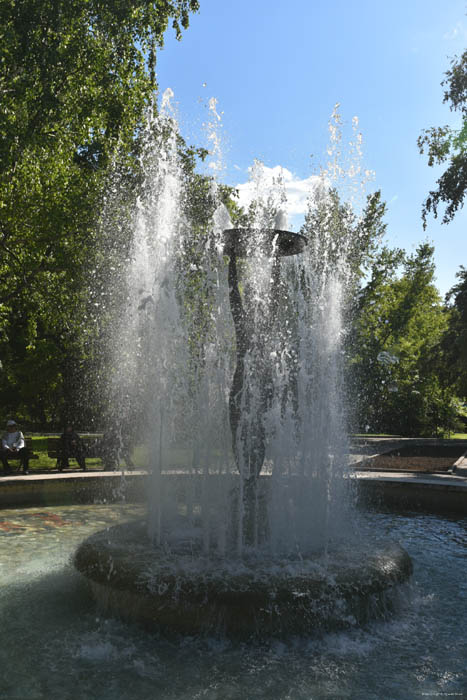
top-left (47, 436), bottom-right (100, 469)
top-left (1, 437), bottom-right (39, 470)
top-left (47, 435), bottom-right (136, 471)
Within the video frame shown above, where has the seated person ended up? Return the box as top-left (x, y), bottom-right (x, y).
top-left (99, 427), bottom-right (119, 471)
top-left (1, 419), bottom-right (29, 474)
top-left (121, 419), bottom-right (135, 470)
top-left (59, 424), bottom-right (86, 471)
top-left (99, 423), bottom-right (135, 471)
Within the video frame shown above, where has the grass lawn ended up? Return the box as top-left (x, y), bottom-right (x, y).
top-left (25, 435), bottom-right (102, 472)
top-left (15, 433), bottom-right (466, 475)
top-left (352, 433), bottom-right (402, 438)
top-left (23, 437), bottom-right (172, 473)
top-left (8, 436), bottom-right (228, 475)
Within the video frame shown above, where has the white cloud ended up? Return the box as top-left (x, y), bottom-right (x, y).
top-left (234, 164), bottom-right (323, 219)
top-left (443, 22), bottom-right (467, 41)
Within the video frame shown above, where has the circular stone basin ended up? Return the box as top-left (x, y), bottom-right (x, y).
top-left (74, 521), bottom-right (413, 639)
top-left (223, 228), bottom-right (308, 258)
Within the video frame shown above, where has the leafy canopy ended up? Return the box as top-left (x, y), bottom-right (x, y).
top-left (0, 0), bottom-right (200, 426)
top-left (418, 50), bottom-right (467, 226)
top-left (442, 266), bottom-right (467, 397)
top-left (351, 243), bottom-right (453, 436)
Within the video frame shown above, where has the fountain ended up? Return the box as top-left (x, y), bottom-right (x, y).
top-left (74, 98), bottom-right (413, 638)
top-left (3, 101), bottom-right (467, 699)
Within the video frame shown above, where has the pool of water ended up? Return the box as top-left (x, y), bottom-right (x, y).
top-left (1, 504), bottom-right (466, 699)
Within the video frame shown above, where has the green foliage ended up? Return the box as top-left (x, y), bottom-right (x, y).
top-left (418, 50), bottom-right (467, 226)
top-left (442, 266), bottom-right (467, 398)
top-left (0, 0), bottom-right (200, 302)
top-left (301, 187), bottom-right (387, 277)
top-left (0, 0), bottom-right (199, 428)
top-left (351, 243), bottom-right (455, 436)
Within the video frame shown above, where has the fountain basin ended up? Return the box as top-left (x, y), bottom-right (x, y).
top-left (74, 520), bottom-right (413, 638)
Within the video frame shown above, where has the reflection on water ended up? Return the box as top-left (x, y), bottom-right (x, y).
top-left (1, 504), bottom-right (466, 700)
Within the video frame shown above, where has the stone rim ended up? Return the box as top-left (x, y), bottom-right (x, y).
top-left (75, 521), bottom-right (413, 638)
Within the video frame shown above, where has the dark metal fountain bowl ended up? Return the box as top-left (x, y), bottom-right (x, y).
top-left (223, 228), bottom-right (308, 258)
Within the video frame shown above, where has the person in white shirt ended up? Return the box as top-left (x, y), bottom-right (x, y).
top-left (1, 420), bottom-right (29, 474)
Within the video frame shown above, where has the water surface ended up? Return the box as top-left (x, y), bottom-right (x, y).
top-left (1, 504), bottom-right (466, 699)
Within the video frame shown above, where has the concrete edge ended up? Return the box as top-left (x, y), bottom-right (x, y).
top-left (1, 466), bottom-right (466, 516)
top-left (352, 471), bottom-right (467, 515)
top-left (352, 439), bottom-right (467, 476)
top-left (0, 471), bottom-right (148, 507)
top-left (452, 448), bottom-right (467, 476)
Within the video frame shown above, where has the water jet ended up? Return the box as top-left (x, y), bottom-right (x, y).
top-left (70, 99), bottom-right (414, 640)
top-left (75, 208), bottom-right (413, 637)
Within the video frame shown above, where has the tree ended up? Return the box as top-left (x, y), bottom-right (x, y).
top-left (300, 186), bottom-right (387, 281)
top-left (0, 0), bottom-right (200, 427)
top-left (418, 50), bottom-right (467, 226)
top-left (441, 266), bottom-right (467, 398)
top-left (0, 0), bottom-right (200, 302)
top-left (351, 243), bottom-right (454, 436)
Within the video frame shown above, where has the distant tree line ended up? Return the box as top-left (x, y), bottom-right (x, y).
top-left (299, 185), bottom-right (467, 437)
top-left (349, 241), bottom-right (467, 436)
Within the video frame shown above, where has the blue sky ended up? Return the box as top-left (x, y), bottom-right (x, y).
top-left (156, 0), bottom-right (466, 296)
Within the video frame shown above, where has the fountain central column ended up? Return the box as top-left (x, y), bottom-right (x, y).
top-left (223, 228), bottom-right (307, 545)
top-left (227, 249), bottom-right (266, 483)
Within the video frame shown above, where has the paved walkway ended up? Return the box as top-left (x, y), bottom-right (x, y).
top-left (0, 469), bottom-right (147, 482)
top-left (0, 438), bottom-right (466, 501)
